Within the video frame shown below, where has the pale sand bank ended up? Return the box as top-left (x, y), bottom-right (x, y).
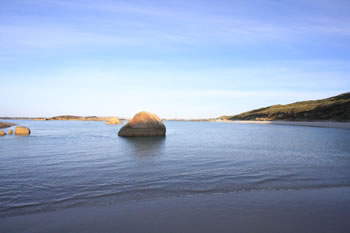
top-left (216, 120), bottom-right (350, 130)
top-left (1, 187), bottom-right (349, 233)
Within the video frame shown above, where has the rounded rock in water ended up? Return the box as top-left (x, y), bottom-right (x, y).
top-left (118, 111), bottom-right (166, 137)
top-left (15, 126), bottom-right (31, 136)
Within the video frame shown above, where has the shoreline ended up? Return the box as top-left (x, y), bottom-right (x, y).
top-left (1, 186), bottom-right (349, 233)
top-left (2, 118), bottom-right (350, 130)
top-left (0, 116), bottom-right (126, 121)
top-left (215, 119), bottom-right (350, 130)
top-left (0, 122), bottom-right (16, 129)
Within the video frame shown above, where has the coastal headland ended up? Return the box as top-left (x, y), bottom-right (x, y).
top-left (1, 92), bottom-right (349, 130)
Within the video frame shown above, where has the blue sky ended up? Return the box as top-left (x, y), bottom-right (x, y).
top-left (1, 0), bottom-right (350, 118)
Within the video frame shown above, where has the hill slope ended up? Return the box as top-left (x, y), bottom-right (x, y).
top-left (221, 92), bottom-right (350, 121)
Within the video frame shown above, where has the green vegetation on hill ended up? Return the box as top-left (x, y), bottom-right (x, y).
top-left (221, 92), bottom-right (350, 121)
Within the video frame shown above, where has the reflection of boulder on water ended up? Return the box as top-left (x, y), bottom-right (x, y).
top-left (122, 137), bottom-right (166, 158)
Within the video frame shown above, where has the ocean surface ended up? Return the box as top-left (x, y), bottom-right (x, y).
top-left (1, 120), bottom-right (350, 218)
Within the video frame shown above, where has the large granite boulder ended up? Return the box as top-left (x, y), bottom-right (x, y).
top-left (118, 112), bottom-right (166, 137)
top-left (0, 131), bottom-right (6, 136)
top-left (106, 117), bottom-right (123, 125)
top-left (15, 126), bottom-right (31, 136)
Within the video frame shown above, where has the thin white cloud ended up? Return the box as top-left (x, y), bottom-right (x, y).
top-left (1, 0), bottom-right (350, 50)
top-left (0, 25), bottom-right (139, 48)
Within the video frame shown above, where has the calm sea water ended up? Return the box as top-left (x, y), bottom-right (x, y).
top-left (1, 120), bottom-right (350, 217)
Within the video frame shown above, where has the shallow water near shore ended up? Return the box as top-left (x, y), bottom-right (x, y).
top-left (0, 120), bottom-right (350, 220)
top-left (1, 187), bottom-right (350, 233)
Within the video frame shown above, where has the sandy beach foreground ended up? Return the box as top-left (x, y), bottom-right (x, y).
top-left (1, 187), bottom-right (349, 233)
top-left (216, 120), bottom-right (350, 130)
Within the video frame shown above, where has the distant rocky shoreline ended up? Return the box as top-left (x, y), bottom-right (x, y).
top-left (1, 116), bottom-right (350, 132)
top-left (0, 116), bottom-right (123, 136)
top-left (0, 115), bottom-right (124, 124)
top-left (0, 122), bottom-right (16, 129)
top-left (1, 91), bottom-right (349, 132)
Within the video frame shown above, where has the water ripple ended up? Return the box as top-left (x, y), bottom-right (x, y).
top-left (1, 120), bottom-right (350, 218)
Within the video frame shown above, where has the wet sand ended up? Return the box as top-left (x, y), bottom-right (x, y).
top-left (216, 120), bottom-right (350, 130)
top-left (1, 187), bottom-right (349, 233)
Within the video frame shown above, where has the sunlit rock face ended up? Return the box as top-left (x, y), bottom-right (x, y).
top-left (15, 126), bottom-right (31, 136)
top-left (118, 112), bottom-right (166, 137)
top-left (105, 117), bottom-right (123, 125)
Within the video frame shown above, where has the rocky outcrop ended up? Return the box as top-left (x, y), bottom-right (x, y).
top-left (15, 126), bottom-right (31, 136)
top-left (8, 129), bottom-right (13, 135)
top-left (32, 118), bottom-right (48, 121)
top-left (0, 122), bottom-right (16, 129)
top-left (106, 117), bottom-right (123, 125)
top-left (0, 131), bottom-right (6, 136)
top-left (48, 115), bottom-right (84, 121)
top-left (0, 116), bottom-right (125, 122)
top-left (47, 115), bottom-right (123, 122)
top-left (118, 111), bottom-right (166, 137)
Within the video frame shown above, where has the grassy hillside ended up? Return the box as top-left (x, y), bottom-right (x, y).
top-left (221, 92), bottom-right (350, 121)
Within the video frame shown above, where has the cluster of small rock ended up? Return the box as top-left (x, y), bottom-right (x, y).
top-left (0, 126), bottom-right (31, 136)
